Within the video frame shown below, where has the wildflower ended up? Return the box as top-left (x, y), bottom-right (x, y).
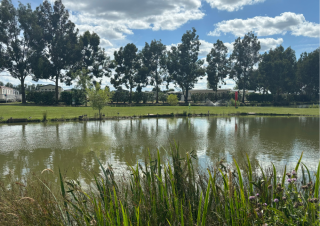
top-left (282, 196), bottom-right (287, 201)
top-left (273, 199), bottom-right (279, 203)
top-left (263, 203), bottom-right (267, 206)
top-left (268, 184), bottom-right (272, 189)
top-left (302, 185), bottom-right (308, 190)
top-left (286, 173), bottom-right (291, 178)
top-left (292, 170), bottom-right (297, 176)
top-left (256, 193), bottom-right (260, 197)
top-left (287, 179), bottom-right (292, 183)
top-left (249, 196), bottom-right (256, 201)
top-left (292, 178), bottom-right (297, 182)
top-left (313, 198), bottom-right (319, 203)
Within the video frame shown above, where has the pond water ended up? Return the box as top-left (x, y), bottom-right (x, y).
top-left (0, 117), bottom-right (319, 180)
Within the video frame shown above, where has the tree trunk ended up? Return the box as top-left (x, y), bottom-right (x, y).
top-left (20, 77), bottom-right (26, 104)
top-left (185, 87), bottom-right (189, 104)
top-left (242, 87), bottom-right (245, 103)
top-left (55, 75), bottom-right (59, 104)
top-left (129, 87), bottom-right (132, 104)
top-left (155, 70), bottom-right (159, 103)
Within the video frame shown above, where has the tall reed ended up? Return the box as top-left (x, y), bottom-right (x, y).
top-left (0, 146), bottom-right (319, 225)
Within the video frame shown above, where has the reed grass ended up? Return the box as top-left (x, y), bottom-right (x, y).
top-left (0, 145), bottom-right (319, 225)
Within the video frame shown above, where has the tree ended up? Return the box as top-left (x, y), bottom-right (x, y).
top-left (296, 48), bottom-right (319, 99)
top-left (0, 81), bottom-right (4, 86)
top-left (167, 28), bottom-right (205, 104)
top-left (167, 94), bottom-right (179, 106)
top-left (111, 43), bottom-right (145, 103)
top-left (259, 46), bottom-right (296, 98)
top-left (206, 40), bottom-right (229, 92)
top-left (5, 82), bottom-right (14, 88)
top-left (33, 0), bottom-right (82, 103)
top-left (71, 31), bottom-right (111, 83)
top-left (141, 40), bottom-right (168, 103)
top-left (0, 0), bottom-right (41, 103)
top-left (230, 32), bottom-right (260, 103)
top-left (73, 68), bottom-right (92, 106)
top-left (87, 83), bottom-right (111, 117)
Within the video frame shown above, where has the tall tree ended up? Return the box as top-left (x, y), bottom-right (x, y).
top-left (230, 32), bottom-right (260, 103)
top-left (72, 31), bottom-right (111, 83)
top-left (0, 0), bottom-right (41, 103)
top-left (296, 48), bottom-right (319, 99)
top-left (167, 28), bottom-right (205, 104)
top-left (111, 43), bottom-right (145, 103)
top-left (206, 40), bottom-right (229, 92)
top-left (141, 40), bottom-right (168, 103)
top-left (33, 0), bottom-right (82, 103)
top-left (259, 46), bottom-right (296, 98)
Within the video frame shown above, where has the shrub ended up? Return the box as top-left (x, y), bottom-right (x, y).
top-left (167, 94), bottom-right (179, 106)
top-left (158, 92), bottom-right (167, 104)
top-left (26, 91), bottom-right (55, 105)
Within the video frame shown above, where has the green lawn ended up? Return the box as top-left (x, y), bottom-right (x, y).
top-left (0, 103), bottom-right (318, 121)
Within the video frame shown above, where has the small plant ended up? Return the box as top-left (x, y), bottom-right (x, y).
top-left (42, 111), bottom-right (47, 122)
top-left (167, 94), bottom-right (179, 106)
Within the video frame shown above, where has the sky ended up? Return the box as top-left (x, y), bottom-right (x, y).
top-left (1, 0), bottom-right (319, 91)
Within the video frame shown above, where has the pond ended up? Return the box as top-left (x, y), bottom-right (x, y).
top-left (0, 117), bottom-right (319, 180)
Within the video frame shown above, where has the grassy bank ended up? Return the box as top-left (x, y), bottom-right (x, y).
top-left (0, 145), bottom-right (319, 225)
top-left (0, 104), bottom-right (318, 121)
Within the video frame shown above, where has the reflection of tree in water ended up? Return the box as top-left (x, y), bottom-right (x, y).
top-left (0, 117), bottom-right (318, 181)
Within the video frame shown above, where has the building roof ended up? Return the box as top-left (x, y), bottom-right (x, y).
top-left (39, 84), bottom-right (62, 88)
top-left (0, 86), bottom-right (16, 90)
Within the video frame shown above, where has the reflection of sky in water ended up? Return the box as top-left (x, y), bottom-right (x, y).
top-left (0, 117), bottom-right (319, 180)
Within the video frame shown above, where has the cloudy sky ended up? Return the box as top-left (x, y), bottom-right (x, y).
top-left (1, 0), bottom-right (319, 91)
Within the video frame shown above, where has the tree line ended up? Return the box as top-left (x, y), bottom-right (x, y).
top-left (0, 0), bottom-right (318, 105)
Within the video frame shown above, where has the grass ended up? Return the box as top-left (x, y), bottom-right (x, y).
top-left (0, 103), bottom-right (318, 121)
top-left (0, 144), bottom-right (319, 225)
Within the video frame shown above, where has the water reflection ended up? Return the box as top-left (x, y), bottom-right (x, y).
top-left (0, 117), bottom-right (318, 180)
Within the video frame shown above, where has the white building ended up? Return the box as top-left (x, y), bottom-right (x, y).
top-left (0, 86), bottom-right (21, 102)
top-left (39, 84), bottom-right (63, 98)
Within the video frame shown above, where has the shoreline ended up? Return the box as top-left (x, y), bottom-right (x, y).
top-left (1, 112), bottom-right (319, 124)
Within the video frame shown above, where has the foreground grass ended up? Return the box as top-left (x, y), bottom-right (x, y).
top-left (0, 145), bottom-right (319, 225)
top-left (0, 104), bottom-right (318, 121)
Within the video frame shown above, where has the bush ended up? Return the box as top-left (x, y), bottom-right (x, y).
top-left (229, 98), bottom-right (240, 107)
top-left (60, 90), bottom-right (86, 105)
top-left (26, 91), bottom-right (55, 105)
top-left (158, 92), bottom-right (167, 104)
top-left (167, 94), bottom-right (179, 106)
top-left (111, 90), bottom-right (129, 103)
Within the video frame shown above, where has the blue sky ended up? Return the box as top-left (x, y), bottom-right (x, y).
top-left (1, 0), bottom-right (319, 91)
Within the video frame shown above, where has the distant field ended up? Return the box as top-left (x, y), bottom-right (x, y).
top-left (0, 103), bottom-right (318, 121)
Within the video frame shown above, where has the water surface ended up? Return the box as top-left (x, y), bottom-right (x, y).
top-left (0, 117), bottom-right (319, 180)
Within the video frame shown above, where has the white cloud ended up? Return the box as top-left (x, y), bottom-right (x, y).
top-left (208, 12), bottom-right (320, 38)
top-left (205, 0), bottom-right (265, 12)
top-left (259, 38), bottom-right (283, 51)
top-left (65, 0), bottom-right (204, 43)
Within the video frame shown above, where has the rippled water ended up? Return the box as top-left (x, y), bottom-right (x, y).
top-left (0, 117), bottom-right (319, 180)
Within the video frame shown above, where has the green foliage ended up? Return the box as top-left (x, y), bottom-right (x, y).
top-left (158, 92), bottom-right (167, 104)
top-left (206, 40), bottom-right (229, 91)
top-left (32, 0), bottom-right (82, 103)
top-left (111, 43), bottom-right (145, 103)
top-left (26, 91), bottom-right (55, 105)
top-left (230, 32), bottom-right (261, 103)
top-left (247, 93), bottom-right (273, 102)
top-left (111, 89), bottom-right (129, 103)
top-left (229, 98), bottom-right (240, 107)
top-left (297, 48), bottom-right (319, 99)
top-left (167, 28), bottom-right (205, 103)
top-left (167, 94), bottom-right (179, 106)
top-left (141, 40), bottom-right (168, 103)
top-left (259, 46), bottom-right (297, 97)
top-left (1, 149), bottom-right (319, 225)
top-left (87, 83), bottom-right (111, 116)
top-left (61, 90), bottom-right (87, 106)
